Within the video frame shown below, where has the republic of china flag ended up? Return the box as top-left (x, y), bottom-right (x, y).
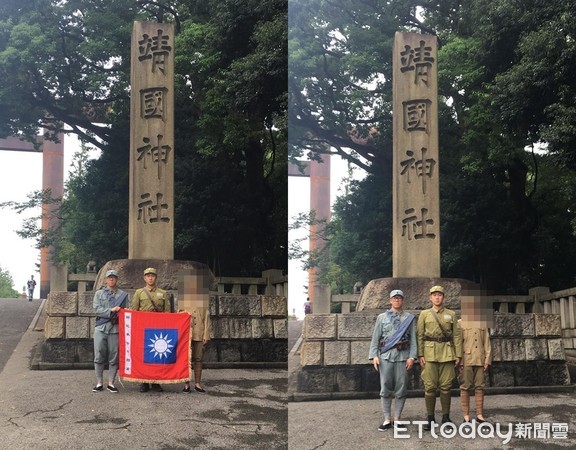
top-left (119, 309), bottom-right (191, 383)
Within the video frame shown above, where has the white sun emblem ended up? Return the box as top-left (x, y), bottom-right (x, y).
top-left (147, 332), bottom-right (175, 359)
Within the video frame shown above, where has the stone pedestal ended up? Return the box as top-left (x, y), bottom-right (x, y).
top-left (95, 259), bottom-right (213, 291)
top-left (357, 277), bottom-right (479, 311)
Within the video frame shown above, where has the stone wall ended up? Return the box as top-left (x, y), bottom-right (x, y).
top-left (40, 291), bottom-right (287, 368)
top-left (538, 287), bottom-right (576, 353)
top-left (297, 312), bottom-right (570, 393)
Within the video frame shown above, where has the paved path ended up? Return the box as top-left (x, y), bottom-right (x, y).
top-left (288, 319), bottom-right (303, 353)
top-left (0, 300), bottom-right (288, 449)
top-left (0, 297), bottom-right (42, 372)
top-left (288, 392), bottom-right (576, 449)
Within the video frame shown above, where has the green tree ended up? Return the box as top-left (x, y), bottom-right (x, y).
top-left (0, 0), bottom-right (287, 277)
top-left (290, 0), bottom-right (576, 293)
top-left (0, 266), bottom-right (19, 298)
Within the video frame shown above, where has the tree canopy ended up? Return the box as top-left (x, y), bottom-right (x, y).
top-left (0, 266), bottom-right (19, 298)
top-left (290, 0), bottom-right (576, 293)
top-left (0, 0), bottom-right (287, 277)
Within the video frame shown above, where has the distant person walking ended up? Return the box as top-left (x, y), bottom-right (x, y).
top-left (92, 269), bottom-right (128, 393)
top-left (304, 298), bottom-right (312, 315)
top-left (26, 275), bottom-right (36, 301)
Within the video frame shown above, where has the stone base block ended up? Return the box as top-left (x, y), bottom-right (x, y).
top-left (357, 277), bottom-right (479, 311)
top-left (298, 367), bottom-right (336, 393)
top-left (41, 339), bottom-right (94, 365)
top-left (209, 339), bottom-right (287, 363)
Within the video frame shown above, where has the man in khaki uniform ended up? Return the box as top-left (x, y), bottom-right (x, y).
top-left (417, 285), bottom-right (461, 429)
top-left (459, 295), bottom-right (492, 423)
top-left (132, 267), bottom-right (171, 392)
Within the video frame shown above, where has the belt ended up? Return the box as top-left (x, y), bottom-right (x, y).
top-left (423, 336), bottom-right (452, 343)
top-left (394, 341), bottom-right (409, 351)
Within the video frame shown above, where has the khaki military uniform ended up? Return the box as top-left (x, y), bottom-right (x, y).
top-left (459, 324), bottom-right (491, 390)
top-left (417, 306), bottom-right (462, 417)
top-left (459, 322), bottom-right (492, 419)
top-left (132, 287), bottom-right (171, 312)
top-left (190, 307), bottom-right (212, 363)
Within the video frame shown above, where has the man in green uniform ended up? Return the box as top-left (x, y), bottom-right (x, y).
top-left (417, 285), bottom-right (461, 430)
top-left (132, 267), bottom-right (172, 392)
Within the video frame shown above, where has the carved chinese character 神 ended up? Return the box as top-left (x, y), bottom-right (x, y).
top-left (400, 148), bottom-right (436, 195)
top-left (401, 207), bottom-right (436, 240)
top-left (137, 192), bottom-right (170, 224)
top-left (403, 99), bottom-right (431, 132)
top-left (399, 40), bottom-right (435, 85)
top-left (138, 29), bottom-right (172, 74)
top-left (141, 88), bottom-right (168, 120)
top-left (136, 135), bottom-right (172, 180)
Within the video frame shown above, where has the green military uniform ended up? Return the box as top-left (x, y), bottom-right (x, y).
top-left (417, 306), bottom-right (462, 419)
top-left (132, 287), bottom-right (171, 312)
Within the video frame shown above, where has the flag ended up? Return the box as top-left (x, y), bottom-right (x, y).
top-left (119, 309), bottom-right (191, 383)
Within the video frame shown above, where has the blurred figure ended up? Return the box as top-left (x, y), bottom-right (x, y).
top-left (179, 268), bottom-right (212, 393)
top-left (459, 291), bottom-right (493, 423)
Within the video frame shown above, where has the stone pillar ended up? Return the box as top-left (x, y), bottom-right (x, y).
top-left (129, 21), bottom-right (175, 259)
top-left (309, 156), bottom-right (331, 306)
top-left (50, 263), bottom-right (68, 292)
top-left (529, 286), bottom-right (550, 313)
top-left (41, 132), bottom-right (64, 298)
top-left (392, 32), bottom-right (440, 278)
top-left (313, 284), bottom-right (331, 314)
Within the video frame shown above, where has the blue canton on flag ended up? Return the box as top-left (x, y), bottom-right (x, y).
top-left (143, 328), bottom-right (178, 364)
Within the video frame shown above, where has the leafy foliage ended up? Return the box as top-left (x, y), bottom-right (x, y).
top-left (290, 0), bottom-right (576, 293)
top-left (0, 0), bottom-right (287, 277)
top-left (0, 266), bottom-right (19, 298)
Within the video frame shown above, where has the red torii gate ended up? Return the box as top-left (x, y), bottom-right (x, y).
top-left (288, 155), bottom-right (331, 313)
top-left (0, 134), bottom-right (64, 299)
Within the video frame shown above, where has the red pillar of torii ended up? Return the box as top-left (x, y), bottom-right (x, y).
top-left (0, 133), bottom-right (64, 299)
top-left (288, 155), bottom-right (331, 311)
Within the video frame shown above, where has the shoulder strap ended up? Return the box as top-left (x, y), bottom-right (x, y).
top-left (429, 308), bottom-right (450, 338)
top-left (380, 313), bottom-right (415, 353)
top-left (143, 288), bottom-right (162, 312)
top-left (113, 291), bottom-right (128, 308)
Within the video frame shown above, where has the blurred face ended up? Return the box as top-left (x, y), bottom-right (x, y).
top-left (144, 273), bottom-right (157, 287)
top-left (106, 275), bottom-right (118, 289)
top-left (389, 295), bottom-right (404, 310)
top-left (429, 292), bottom-right (444, 308)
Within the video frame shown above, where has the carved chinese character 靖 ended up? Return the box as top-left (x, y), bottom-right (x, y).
top-left (138, 29), bottom-right (172, 74)
top-left (399, 40), bottom-right (435, 86)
